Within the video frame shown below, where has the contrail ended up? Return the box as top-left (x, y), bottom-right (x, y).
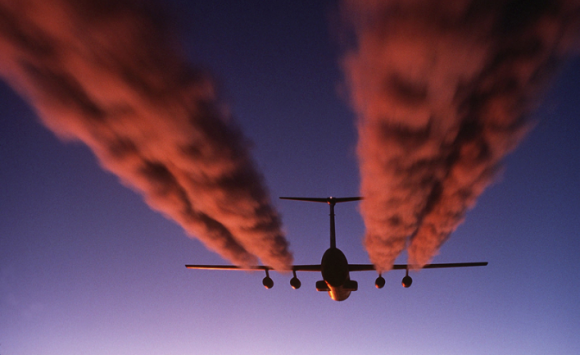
top-left (0, 0), bottom-right (292, 270)
top-left (342, 0), bottom-right (580, 271)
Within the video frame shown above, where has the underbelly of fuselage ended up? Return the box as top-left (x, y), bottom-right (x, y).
top-left (328, 286), bottom-right (352, 301)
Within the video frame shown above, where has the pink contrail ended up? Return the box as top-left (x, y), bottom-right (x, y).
top-left (0, 0), bottom-right (292, 270)
top-left (342, 0), bottom-right (580, 271)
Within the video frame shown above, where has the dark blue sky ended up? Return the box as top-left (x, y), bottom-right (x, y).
top-left (1, 1), bottom-right (579, 354)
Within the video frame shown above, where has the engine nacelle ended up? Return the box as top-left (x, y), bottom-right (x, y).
top-left (290, 277), bottom-right (301, 289)
top-left (375, 275), bottom-right (385, 289)
top-left (402, 275), bottom-right (413, 288)
top-left (263, 276), bottom-right (274, 289)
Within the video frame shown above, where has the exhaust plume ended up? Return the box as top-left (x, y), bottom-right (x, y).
top-left (0, 0), bottom-right (292, 270)
top-left (342, 0), bottom-right (580, 271)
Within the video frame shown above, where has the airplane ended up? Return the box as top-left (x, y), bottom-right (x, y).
top-left (186, 196), bottom-right (488, 301)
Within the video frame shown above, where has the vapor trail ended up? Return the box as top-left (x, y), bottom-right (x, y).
top-left (0, 0), bottom-right (292, 270)
top-left (342, 0), bottom-right (580, 271)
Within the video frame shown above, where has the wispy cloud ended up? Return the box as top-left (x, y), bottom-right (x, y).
top-left (342, 0), bottom-right (580, 270)
top-left (0, 0), bottom-right (292, 269)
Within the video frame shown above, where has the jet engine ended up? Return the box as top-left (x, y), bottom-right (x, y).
top-left (262, 269), bottom-right (274, 289)
top-left (375, 275), bottom-right (385, 289)
top-left (290, 270), bottom-right (301, 289)
top-left (402, 275), bottom-right (412, 288)
top-left (263, 276), bottom-right (274, 289)
top-left (290, 277), bottom-right (301, 289)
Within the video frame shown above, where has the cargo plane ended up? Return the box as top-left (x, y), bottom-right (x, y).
top-left (186, 197), bottom-right (487, 301)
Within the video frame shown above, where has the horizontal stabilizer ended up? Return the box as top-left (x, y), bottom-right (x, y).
top-left (280, 196), bottom-right (363, 204)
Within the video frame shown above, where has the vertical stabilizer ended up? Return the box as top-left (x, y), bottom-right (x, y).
top-left (279, 197), bottom-right (363, 248)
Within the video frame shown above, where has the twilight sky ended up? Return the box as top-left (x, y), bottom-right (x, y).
top-left (1, 1), bottom-right (579, 354)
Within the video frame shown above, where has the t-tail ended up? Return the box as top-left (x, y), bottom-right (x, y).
top-left (279, 196), bottom-right (363, 301)
top-left (279, 197), bottom-right (362, 249)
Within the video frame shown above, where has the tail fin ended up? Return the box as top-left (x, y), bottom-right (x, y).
top-left (280, 196), bottom-right (362, 249)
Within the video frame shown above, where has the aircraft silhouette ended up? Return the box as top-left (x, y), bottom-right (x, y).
top-left (186, 197), bottom-right (488, 301)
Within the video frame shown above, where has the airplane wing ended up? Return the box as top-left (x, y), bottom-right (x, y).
top-left (292, 265), bottom-right (322, 271)
top-left (185, 264), bottom-right (322, 271)
top-left (185, 265), bottom-right (271, 271)
top-left (348, 261), bottom-right (488, 272)
top-left (185, 262), bottom-right (487, 272)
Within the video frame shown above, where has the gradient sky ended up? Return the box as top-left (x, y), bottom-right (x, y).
top-left (1, 1), bottom-right (579, 354)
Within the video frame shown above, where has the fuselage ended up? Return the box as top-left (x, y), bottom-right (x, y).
top-left (280, 196), bottom-right (363, 301)
top-left (321, 247), bottom-right (354, 301)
